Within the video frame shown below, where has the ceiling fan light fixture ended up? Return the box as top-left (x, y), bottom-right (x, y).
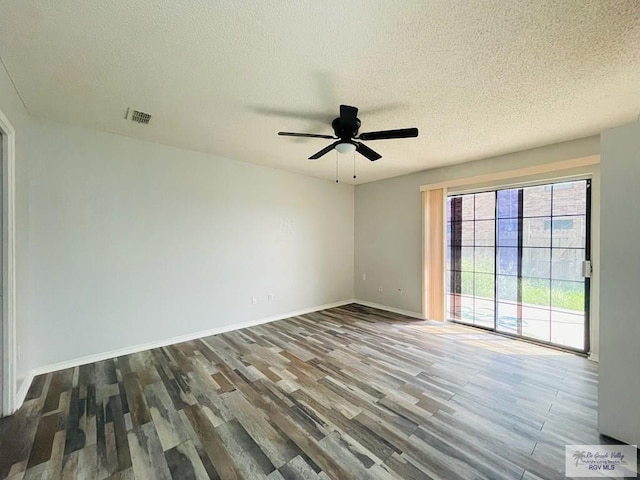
top-left (335, 142), bottom-right (356, 155)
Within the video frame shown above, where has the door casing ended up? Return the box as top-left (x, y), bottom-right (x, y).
top-left (0, 107), bottom-right (17, 416)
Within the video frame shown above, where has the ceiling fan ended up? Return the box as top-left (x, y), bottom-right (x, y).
top-left (278, 105), bottom-right (418, 161)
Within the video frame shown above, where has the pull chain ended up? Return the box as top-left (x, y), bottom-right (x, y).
top-left (353, 151), bottom-right (356, 180)
top-left (335, 151), bottom-right (339, 183)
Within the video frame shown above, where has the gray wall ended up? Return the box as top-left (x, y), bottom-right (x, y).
top-left (598, 122), bottom-right (640, 446)
top-left (354, 137), bottom-right (601, 358)
top-left (355, 136), bottom-right (599, 313)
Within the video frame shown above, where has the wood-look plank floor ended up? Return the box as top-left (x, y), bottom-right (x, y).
top-left (0, 304), bottom-right (635, 479)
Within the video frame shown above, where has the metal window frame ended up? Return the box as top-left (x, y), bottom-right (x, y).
top-left (446, 178), bottom-right (591, 354)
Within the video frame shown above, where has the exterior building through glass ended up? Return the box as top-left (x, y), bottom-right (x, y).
top-left (446, 179), bottom-right (590, 351)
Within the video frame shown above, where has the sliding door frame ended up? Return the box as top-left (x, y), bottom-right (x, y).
top-left (583, 179), bottom-right (592, 353)
top-left (421, 155), bottom-right (600, 357)
top-left (446, 179), bottom-right (591, 353)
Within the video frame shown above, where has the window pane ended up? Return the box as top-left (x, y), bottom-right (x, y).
top-left (461, 221), bottom-right (475, 246)
top-left (551, 280), bottom-right (584, 312)
top-left (497, 219), bottom-right (519, 246)
top-left (522, 247), bottom-right (550, 278)
top-left (496, 302), bottom-right (518, 333)
top-left (449, 270), bottom-right (461, 293)
top-left (462, 195), bottom-right (474, 220)
top-left (449, 221), bottom-right (462, 246)
top-left (474, 192), bottom-right (495, 220)
top-left (459, 295), bottom-right (474, 323)
top-left (551, 311), bottom-right (584, 350)
top-left (522, 306), bottom-right (550, 342)
top-left (474, 247), bottom-right (494, 274)
top-left (461, 271), bottom-right (474, 296)
top-left (474, 220), bottom-right (495, 246)
top-left (497, 247), bottom-right (518, 275)
top-left (447, 292), bottom-right (459, 320)
top-left (552, 181), bottom-right (586, 216)
top-left (497, 274), bottom-right (517, 302)
top-left (523, 185), bottom-right (551, 217)
top-left (451, 196), bottom-right (462, 222)
top-left (461, 247), bottom-right (474, 271)
top-left (551, 248), bottom-right (585, 281)
top-left (474, 273), bottom-right (494, 299)
top-left (522, 277), bottom-right (550, 307)
top-left (474, 296), bottom-right (494, 328)
top-left (450, 248), bottom-right (460, 271)
top-left (497, 189), bottom-right (519, 218)
top-left (522, 217), bottom-right (551, 247)
top-left (551, 216), bottom-right (585, 248)
top-left (446, 179), bottom-right (588, 352)
top-left (449, 294), bottom-right (460, 320)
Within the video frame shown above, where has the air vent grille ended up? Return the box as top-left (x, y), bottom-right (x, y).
top-left (125, 108), bottom-right (152, 125)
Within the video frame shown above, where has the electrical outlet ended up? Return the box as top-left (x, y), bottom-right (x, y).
top-left (378, 286), bottom-right (383, 293)
top-left (267, 294), bottom-right (274, 303)
top-left (398, 288), bottom-right (403, 296)
top-left (251, 296), bottom-right (258, 305)
top-left (362, 273), bottom-right (366, 281)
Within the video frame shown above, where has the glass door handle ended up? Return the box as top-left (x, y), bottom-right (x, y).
top-left (582, 260), bottom-right (592, 278)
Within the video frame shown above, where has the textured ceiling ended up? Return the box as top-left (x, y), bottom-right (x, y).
top-left (1, 1), bottom-right (639, 184)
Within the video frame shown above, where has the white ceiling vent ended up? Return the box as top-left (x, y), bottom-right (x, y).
top-left (125, 108), bottom-right (152, 125)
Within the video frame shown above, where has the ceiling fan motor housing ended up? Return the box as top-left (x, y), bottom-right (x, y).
top-left (332, 117), bottom-right (361, 140)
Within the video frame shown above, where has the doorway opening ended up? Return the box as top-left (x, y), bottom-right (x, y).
top-left (446, 179), bottom-right (591, 352)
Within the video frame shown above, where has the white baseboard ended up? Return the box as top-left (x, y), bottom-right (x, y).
top-left (17, 299), bottom-right (356, 410)
top-left (589, 353), bottom-right (599, 363)
top-left (15, 372), bottom-right (35, 410)
top-left (353, 299), bottom-right (424, 320)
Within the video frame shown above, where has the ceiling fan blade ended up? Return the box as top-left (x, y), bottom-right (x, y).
top-left (339, 104), bottom-right (359, 130)
top-left (358, 128), bottom-right (419, 141)
top-left (309, 141), bottom-right (341, 160)
top-left (278, 132), bottom-right (336, 139)
top-left (356, 142), bottom-right (382, 161)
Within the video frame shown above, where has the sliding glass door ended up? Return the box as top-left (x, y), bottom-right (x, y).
top-left (446, 180), bottom-right (590, 352)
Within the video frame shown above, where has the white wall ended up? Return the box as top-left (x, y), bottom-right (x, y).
top-left (598, 122), bottom-right (640, 446)
top-left (1, 67), bottom-right (354, 385)
top-left (354, 137), bottom-right (600, 353)
top-left (25, 121), bottom-right (354, 370)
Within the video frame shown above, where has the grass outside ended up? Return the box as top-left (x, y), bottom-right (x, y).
top-left (457, 263), bottom-right (585, 312)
